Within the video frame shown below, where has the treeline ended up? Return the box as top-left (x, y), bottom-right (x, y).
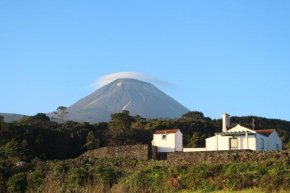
top-left (1, 111), bottom-right (290, 164)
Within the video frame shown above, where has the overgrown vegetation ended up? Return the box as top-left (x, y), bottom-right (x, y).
top-left (1, 157), bottom-right (290, 192)
top-left (1, 111), bottom-right (290, 192)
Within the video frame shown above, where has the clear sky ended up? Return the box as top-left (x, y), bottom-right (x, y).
top-left (0, 1), bottom-right (289, 121)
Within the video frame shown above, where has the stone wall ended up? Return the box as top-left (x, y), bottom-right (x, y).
top-left (165, 150), bottom-right (290, 164)
top-left (81, 144), bottom-right (149, 160)
top-left (81, 145), bottom-right (290, 164)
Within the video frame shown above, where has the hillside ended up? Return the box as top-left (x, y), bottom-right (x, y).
top-left (0, 113), bottom-right (24, 122)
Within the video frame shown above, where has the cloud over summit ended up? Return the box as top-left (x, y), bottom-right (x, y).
top-left (89, 72), bottom-right (172, 88)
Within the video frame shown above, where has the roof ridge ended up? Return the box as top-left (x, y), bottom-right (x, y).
top-left (154, 129), bottom-right (180, 134)
top-left (255, 129), bottom-right (275, 137)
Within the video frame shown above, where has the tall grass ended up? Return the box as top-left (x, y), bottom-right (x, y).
top-left (2, 157), bottom-right (290, 192)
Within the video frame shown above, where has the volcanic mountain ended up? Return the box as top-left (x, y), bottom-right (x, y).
top-left (58, 79), bottom-right (189, 123)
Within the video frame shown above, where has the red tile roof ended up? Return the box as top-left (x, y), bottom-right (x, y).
top-left (154, 129), bottom-right (179, 134)
top-left (255, 129), bottom-right (275, 137)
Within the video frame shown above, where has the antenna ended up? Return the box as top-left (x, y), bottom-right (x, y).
top-left (252, 118), bottom-right (255, 130)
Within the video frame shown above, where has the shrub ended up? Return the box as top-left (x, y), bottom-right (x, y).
top-left (0, 169), bottom-right (6, 193)
top-left (7, 173), bottom-right (27, 193)
top-left (53, 161), bottom-right (69, 174)
top-left (94, 165), bottom-right (116, 186)
top-left (67, 167), bottom-right (88, 187)
top-left (27, 169), bottom-right (44, 192)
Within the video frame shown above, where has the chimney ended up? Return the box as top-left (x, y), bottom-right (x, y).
top-left (222, 113), bottom-right (230, 132)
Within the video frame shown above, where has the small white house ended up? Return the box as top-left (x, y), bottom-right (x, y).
top-left (152, 129), bottom-right (183, 152)
top-left (15, 161), bottom-right (26, 167)
top-left (206, 113), bottom-right (282, 151)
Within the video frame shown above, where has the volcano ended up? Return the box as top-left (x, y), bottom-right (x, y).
top-left (55, 79), bottom-right (189, 122)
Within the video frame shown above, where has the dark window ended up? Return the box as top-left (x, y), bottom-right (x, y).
top-left (261, 138), bottom-right (264, 150)
top-left (162, 135), bottom-right (167, 140)
top-left (276, 144), bottom-right (279, 150)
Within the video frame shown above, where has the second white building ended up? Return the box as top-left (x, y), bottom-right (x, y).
top-left (206, 113), bottom-right (282, 151)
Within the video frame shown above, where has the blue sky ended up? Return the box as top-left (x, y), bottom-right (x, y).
top-left (0, 1), bottom-right (289, 121)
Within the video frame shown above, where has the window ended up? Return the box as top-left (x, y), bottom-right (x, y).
top-left (261, 138), bottom-right (264, 150)
top-left (162, 135), bottom-right (167, 140)
top-left (230, 138), bottom-right (238, 150)
top-left (276, 144), bottom-right (279, 150)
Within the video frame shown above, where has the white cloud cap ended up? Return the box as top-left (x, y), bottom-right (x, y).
top-left (89, 72), bottom-right (172, 88)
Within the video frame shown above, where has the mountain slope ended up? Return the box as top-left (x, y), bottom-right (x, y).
top-left (0, 113), bottom-right (24, 122)
top-left (63, 79), bottom-right (189, 122)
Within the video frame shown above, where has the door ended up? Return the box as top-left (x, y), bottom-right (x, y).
top-left (230, 138), bottom-right (238, 150)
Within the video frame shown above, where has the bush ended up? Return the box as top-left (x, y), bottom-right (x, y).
top-left (7, 173), bottom-right (27, 193)
top-left (67, 167), bottom-right (88, 187)
top-left (125, 166), bottom-right (166, 193)
top-left (94, 165), bottom-right (116, 185)
top-left (0, 170), bottom-right (6, 193)
top-left (27, 169), bottom-right (44, 192)
top-left (53, 161), bottom-right (69, 174)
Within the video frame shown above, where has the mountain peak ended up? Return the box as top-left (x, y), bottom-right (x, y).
top-left (54, 78), bottom-right (189, 123)
top-left (111, 78), bottom-right (151, 85)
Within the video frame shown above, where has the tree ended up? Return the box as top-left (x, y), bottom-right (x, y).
top-left (53, 106), bottom-right (69, 123)
top-left (134, 115), bottom-right (146, 122)
top-left (0, 115), bottom-right (3, 126)
top-left (32, 113), bottom-right (50, 122)
top-left (187, 132), bottom-right (207, 148)
top-left (84, 131), bottom-right (99, 150)
top-left (109, 110), bottom-right (134, 135)
top-left (181, 111), bottom-right (211, 122)
top-left (3, 138), bottom-right (28, 162)
top-left (108, 110), bottom-right (136, 145)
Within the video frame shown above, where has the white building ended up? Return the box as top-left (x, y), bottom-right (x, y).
top-left (15, 161), bottom-right (26, 167)
top-left (152, 129), bottom-right (183, 152)
top-left (206, 113), bottom-right (282, 151)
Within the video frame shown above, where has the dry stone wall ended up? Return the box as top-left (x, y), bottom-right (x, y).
top-left (81, 145), bottom-right (290, 164)
top-left (81, 144), bottom-right (149, 160)
top-left (165, 150), bottom-right (290, 164)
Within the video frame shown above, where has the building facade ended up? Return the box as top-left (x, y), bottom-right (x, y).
top-left (206, 114), bottom-right (282, 151)
top-left (152, 129), bottom-right (183, 152)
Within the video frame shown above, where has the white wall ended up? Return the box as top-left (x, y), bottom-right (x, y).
top-left (206, 136), bottom-right (216, 151)
top-left (256, 134), bottom-right (268, 151)
top-left (206, 134), bottom-right (258, 151)
top-left (175, 131), bottom-right (183, 151)
top-left (183, 148), bottom-right (207, 152)
top-left (239, 135), bottom-right (257, 150)
top-left (267, 131), bottom-right (282, 150)
top-left (217, 135), bottom-right (230, 150)
top-left (153, 133), bottom-right (176, 152)
top-left (206, 135), bottom-right (230, 151)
